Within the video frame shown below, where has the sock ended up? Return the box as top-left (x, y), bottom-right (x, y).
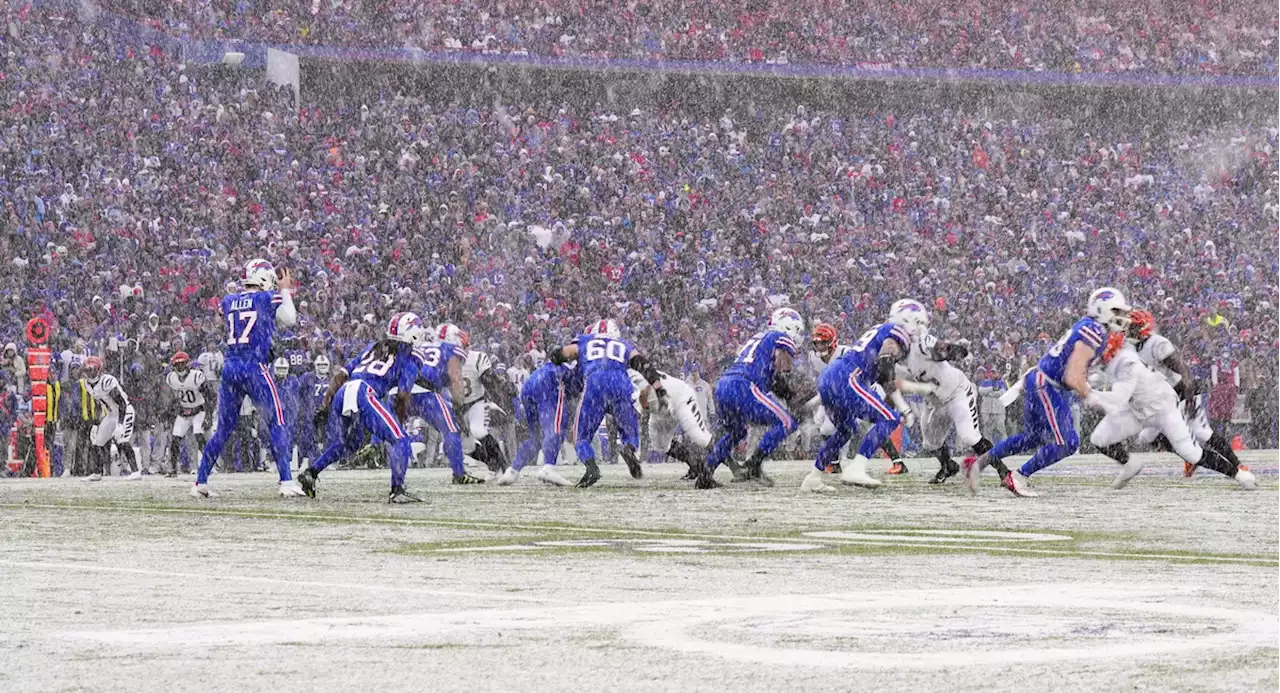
top-left (1195, 446), bottom-right (1239, 477)
top-left (1206, 432), bottom-right (1241, 467)
top-left (933, 446), bottom-right (954, 468)
top-left (987, 453), bottom-right (1011, 477)
top-left (880, 437), bottom-right (902, 461)
top-left (972, 438), bottom-right (993, 455)
top-left (1098, 443), bottom-right (1129, 465)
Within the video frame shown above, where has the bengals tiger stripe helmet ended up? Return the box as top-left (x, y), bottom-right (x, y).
top-left (1128, 309), bottom-right (1156, 340)
top-left (812, 323), bottom-right (838, 357)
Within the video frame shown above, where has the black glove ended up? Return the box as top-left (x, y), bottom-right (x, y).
top-left (313, 408), bottom-right (329, 432)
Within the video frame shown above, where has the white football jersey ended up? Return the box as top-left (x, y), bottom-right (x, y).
top-left (1137, 334), bottom-right (1181, 387)
top-left (198, 351), bottom-right (225, 381)
top-left (807, 344), bottom-right (853, 376)
top-left (166, 369), bottom-right (208, 410)
top-left (1102, 343), bottom-right (1178, 420)
top-left (507, 365), bottom-right (530, 392)
top-left (897, 333), bottom-right (970, 403)
top-left (87, 374), bottom-right (130, 415)
top-left (460, 350), bottom-right (495, 405)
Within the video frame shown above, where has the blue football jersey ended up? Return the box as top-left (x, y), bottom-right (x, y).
top-left (287, 349), bottom-right (309, 375)
top-left (415, 342), bottom-right (464, 390)
top-left (575, 335), bottom-right (635, 379)
top-left (1037, 317), bottom-right (1107, 384)
top-left (838, 323), bottom-right (912, 380)
top-left (723, 330), bottom-right (798, 389)
top-left (343, 341), bottom-right (424, 398)
top-left (220, 290), bottom-right (284, 364)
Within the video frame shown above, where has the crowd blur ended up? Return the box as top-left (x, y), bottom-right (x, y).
top-left (102, 0), bottom-right (1279, 76)
top-left (1, 4), bottom-right (1276, 473)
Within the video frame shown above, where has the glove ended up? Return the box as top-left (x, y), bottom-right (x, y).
top-left (900, 409), bottom-right (916, 429)
top-left (653, 384), bottom-right (669, 410)
top-left (1084, 392), bottom-right (1105, 410)
top-left (313, 408), bottom-right (329, 432)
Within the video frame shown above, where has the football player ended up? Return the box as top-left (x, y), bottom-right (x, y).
top-left (409, 323), bottom-right (486, 485)
top-left (165, 351), bottom-right (216, 477)
top-left (193, 260), bottom-right (305, 498)
top-left (701, 308), bottom-right (804, 488)
top-left (458, 345), bottom-right (515, 478)
top-left (298, 313), bottom-right (427, 502)
top-left (497, 359), bottom-right (584, 487)
top-left (82, 356), bottom-right (141, 481)
top-left (966, 288), bottom-right (1131, 497)
top-left (547, 319), bottom-right (667, 488)
top-left (295, 355), bottom-right (331, 469)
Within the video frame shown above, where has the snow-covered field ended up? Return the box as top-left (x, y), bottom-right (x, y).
top-left (2, 451), bottom-right (1276, 693)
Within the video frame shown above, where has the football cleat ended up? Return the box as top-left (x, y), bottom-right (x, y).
top-left (189, 483), bottom-right (216, 498)
top-left (963, 454), bottom-right (986, 494)
top-left (885, 459), bottom-right (908, 476)
top-left (929, 459), bottom-right (961, 484)
top-left (496, 467), bottom-right (521, 486)
top-left (694, 471), bottom-right (722, 490)
top-left (452, 473), bottom-right (486, 485)
top-left (840, 456), bottom-right (882, 488)
top-left (801, 469), bottom-right (836, 493)
top-left (1235, 468), bottom-right (1257, 490)
top-left (536, 465), bottom-right (572, 487)
top-left (623, 454), bottom-right (643, 480)
top-left (575, 469), bottom-right (602, 489)
top-left (1183, 461), bottom-right (1197, 478)
top-left (297, 468), bottom-right (318, 498)
top-left (1001, 470), bottom-right (1039, 498)
top-left (1110, 459), bottom-right (1147, 490)
top-left (279, 480), bottom-right (307, 498)
top-left (86, 473), bottom-right (103, 482)
top-left (388, 486), bottom-right (424, 503)
top-left (125, 470), bottom-right (143, 481)
top-left (823, 462), bottom-right (843, 475)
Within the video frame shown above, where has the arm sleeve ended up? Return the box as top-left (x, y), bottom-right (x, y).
top-left (274, 290), bottom-right (298, 328)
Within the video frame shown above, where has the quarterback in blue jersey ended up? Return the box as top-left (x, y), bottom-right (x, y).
top-left (701, 308), bottom-right (805, 488)
top-left (408, 323), bottom-right (486, 485)
top-left (193, 259), bottom-right (305, 498)
top-left (965, 287), bottom-right (1132, 497)
top-left (497, 360), bottom-right (584, 487)
top-left (298, 313), bottom-right (427, 503)
top-left (801, 305), bottom-right (917, 492)
top-left (547, 319), bottom-right (666, 488)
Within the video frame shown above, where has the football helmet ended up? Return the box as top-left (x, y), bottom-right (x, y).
top-left (386, 311), bottom-right (427, 344)
top-left (1128, 309), bottom-right (1156, 341)
top-left (587, 319), bottom-right (622, 340)
top-left (314, 355), bottom-right (331, 377)
top-left (887, 298), bottom-right (930, 339)
top-left (436, 323), bottom-right (470, 349)
top-left (170, 351), bottom-right (191, 374)
top-left (768, 308), bottom-right (805, 343)
top-left (243, 258), bottom-right (277, 291)
top-left (812, 323), bottom-right (838, 357)
top-left (273, 357), bottom-right (290, 379)
top-left (1087, 287), bottom-right (1132, 333)
top-left (83, 356), bottom-right (103, 382)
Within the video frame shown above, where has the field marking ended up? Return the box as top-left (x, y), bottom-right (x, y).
top-left (0, 560), bottom-right (568, 604)
top-left (2, 502), bottom-right (1276, 565)
top-left (805, 529), bottom-right (1074, 543)
top-left (55, 583), bottom-right (1277, 671)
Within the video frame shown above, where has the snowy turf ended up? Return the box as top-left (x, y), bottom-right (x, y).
top-left (1, 450), bottom-right (1276, 693)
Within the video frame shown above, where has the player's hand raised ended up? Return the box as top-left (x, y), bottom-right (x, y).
top-left (277, 267), bottom-right (296, 292)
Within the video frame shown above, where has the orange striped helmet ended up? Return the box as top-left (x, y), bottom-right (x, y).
top-left (812, 323), bottom-right (838, 355)
top-left (1129, 309), bottom-right (1155, 340)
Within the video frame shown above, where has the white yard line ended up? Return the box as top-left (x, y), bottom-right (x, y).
top-left (0, 559), bottom-right (568, 604)
top-left (4, 502), bottom-right (1276, 565)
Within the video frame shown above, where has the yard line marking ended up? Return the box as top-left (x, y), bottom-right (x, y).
top-left (2, 503), bottom-right (1275, 566)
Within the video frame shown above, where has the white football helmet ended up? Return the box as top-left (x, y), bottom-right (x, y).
top-left (386, 311), bottom-right (427, 344)
top-left (243, 258), bottom-right (276, 291)
top-left (888, 298), bottom-right (930, 339)
top-left (314, 355), bottom-right (331, 377)
top-left (272, 357), bottom-right (290, 379)
top-left (587, 319), bottom-right (622, 340)
top-left (1086, 287), bottom-right (1132, 333)
top-left (768, 307), bottom-right (805, 343)
top-left (435, 322), bottom-right (470, 349)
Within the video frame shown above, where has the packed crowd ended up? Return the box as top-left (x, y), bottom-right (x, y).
top-left (100, 0), bottom-right (1279, 76)
top-left (1, 6), bottom-right (1277, 465)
